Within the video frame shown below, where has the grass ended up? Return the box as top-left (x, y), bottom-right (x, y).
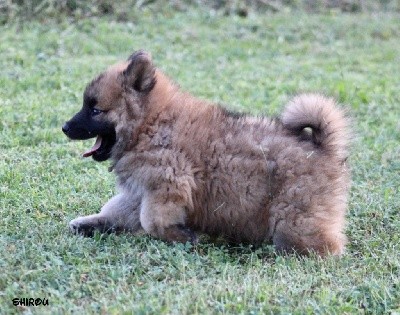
top-left (1, 7), bottom-right (399, 314)
top-left (2, 0), bottom-right (399, 24)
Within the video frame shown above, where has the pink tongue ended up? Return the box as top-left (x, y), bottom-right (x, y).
top-left (82, 136), bottom-right (102, 157)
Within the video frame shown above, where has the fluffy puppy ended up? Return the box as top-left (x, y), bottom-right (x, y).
top-left (62, 50), bottom-right (351, 256)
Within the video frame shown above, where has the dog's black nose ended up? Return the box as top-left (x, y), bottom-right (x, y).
top-left (62, 123), bottom-right (70, 134)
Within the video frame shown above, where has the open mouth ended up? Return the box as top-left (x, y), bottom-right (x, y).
top-left (83, 135), bottom-right (103, 157)
top-left (82, 133), bottom-right (116, 161)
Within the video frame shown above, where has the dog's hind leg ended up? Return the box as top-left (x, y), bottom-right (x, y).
top-left (69, 191), bottom-right (143, 237)
top-left (271, 214), bottom-right (346, 256)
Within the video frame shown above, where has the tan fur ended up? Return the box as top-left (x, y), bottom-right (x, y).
top-left (69, 51), bottom-right (351, 256)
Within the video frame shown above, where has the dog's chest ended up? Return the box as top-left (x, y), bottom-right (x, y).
top-left (149, 124), bottom-right (172, 148)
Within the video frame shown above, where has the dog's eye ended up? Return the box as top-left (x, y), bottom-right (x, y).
top-left (91, 108), bottom-right (104, 116)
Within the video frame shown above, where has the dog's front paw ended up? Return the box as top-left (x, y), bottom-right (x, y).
top-left (69, 217), bottom-right (97, 237)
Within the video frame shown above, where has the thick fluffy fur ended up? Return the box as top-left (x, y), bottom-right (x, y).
top-left (63, 51), bottom-right (351, 256)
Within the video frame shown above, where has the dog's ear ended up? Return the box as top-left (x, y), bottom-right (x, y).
top-left (123, 50), bottom-right (156, 93)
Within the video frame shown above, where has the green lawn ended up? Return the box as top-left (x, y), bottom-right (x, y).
top-left (0, 8), bottom-right (399, 314)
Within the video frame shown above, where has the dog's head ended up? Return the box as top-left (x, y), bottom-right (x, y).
top-left (62, 50), bottom-right (156, 161)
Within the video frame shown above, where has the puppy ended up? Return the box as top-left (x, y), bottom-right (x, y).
top-left (63, 50), bottom-right (351, 255)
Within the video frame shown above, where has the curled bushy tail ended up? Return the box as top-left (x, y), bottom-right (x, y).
top-left (281, 94), bottom-right (351, 160)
